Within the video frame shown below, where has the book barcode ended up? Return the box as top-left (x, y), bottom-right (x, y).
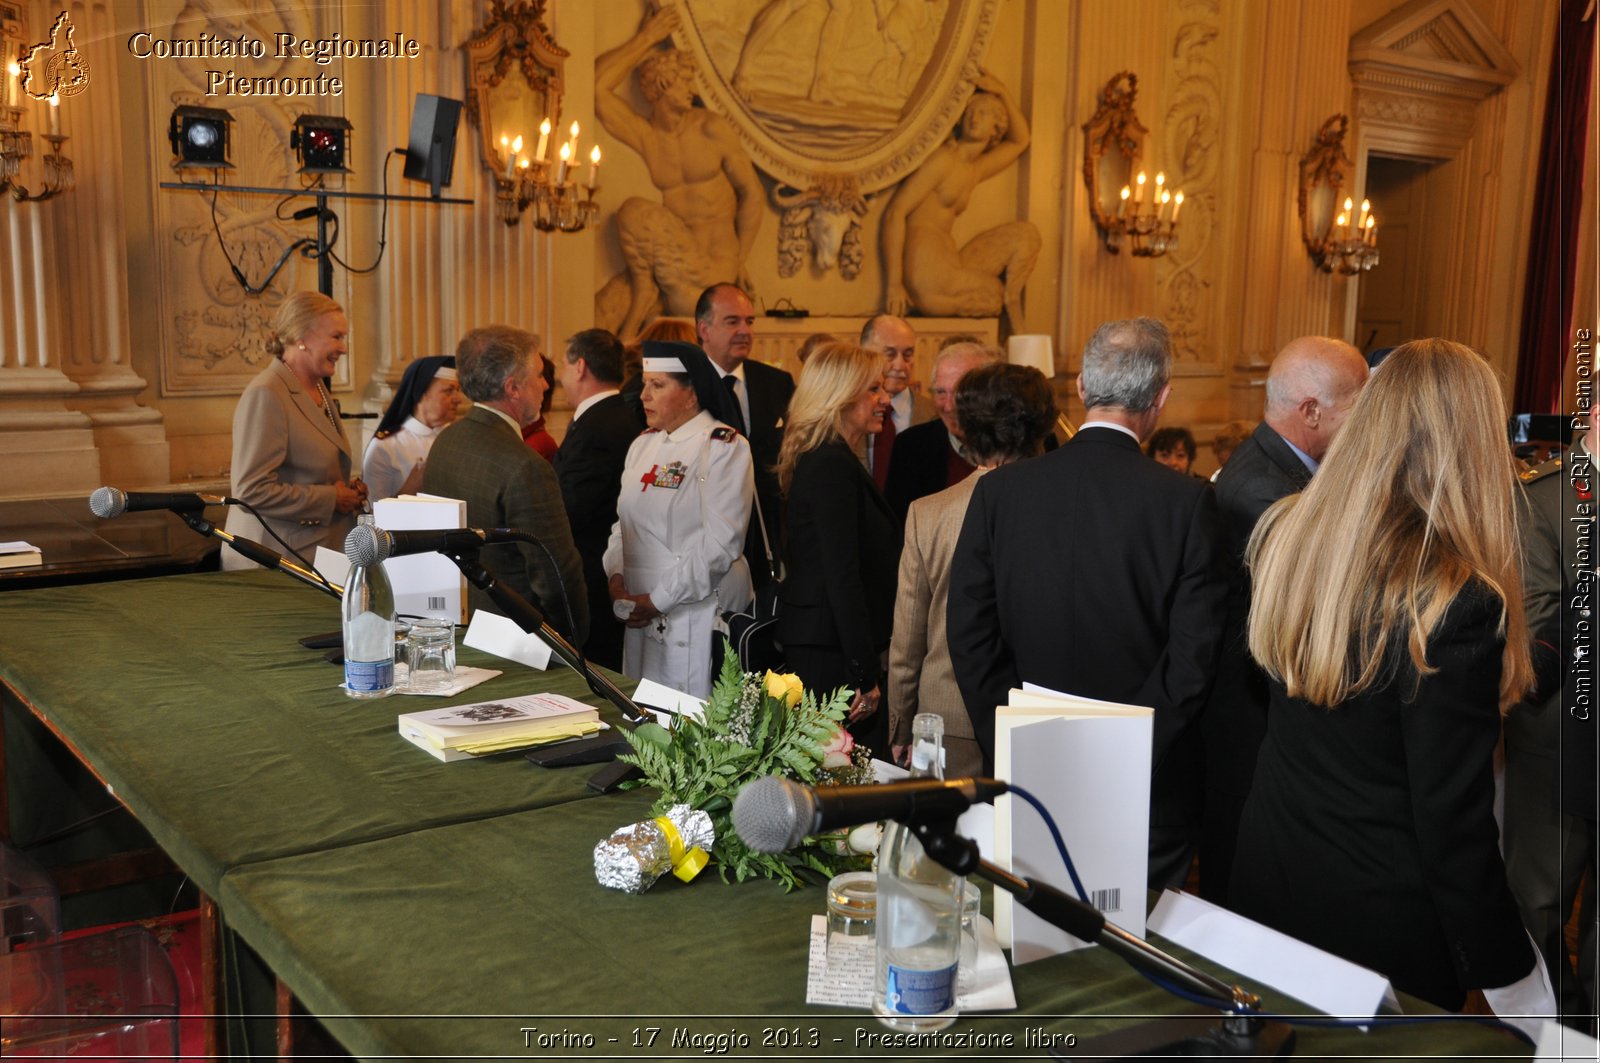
top-left (1090, 888), bottom-right (1121, 914)
top-left (427, 596), bottom-right (446, 610)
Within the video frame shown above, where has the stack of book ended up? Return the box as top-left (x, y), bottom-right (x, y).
top-left (397, 693), bottom-right (602, 762)
top-left (0, 541), bottom-right (42, 570)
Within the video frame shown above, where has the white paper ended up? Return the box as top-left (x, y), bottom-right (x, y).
top-left (0, 540), bottom-right (39, 554)
top-left (1534, 1018), bottom-right (1598, 1060)
top-left (393, 664), bottom-right (501, 697)
top-left (313, 545), bottom-right (351, 586)
top-left (1147, 890), bottom-right (1400, 1020)
top-left (462, 609), bottom-right (558, 670)
top-left (803, 914), bottom-right (1015, 1011)
top-left (630, 678), bottom-right (705, 723)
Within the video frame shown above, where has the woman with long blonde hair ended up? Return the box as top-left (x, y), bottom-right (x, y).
top-left (776, 342), bottom-right (900, 750)
top-left (1232, 339), bottom-right (1547, 1015)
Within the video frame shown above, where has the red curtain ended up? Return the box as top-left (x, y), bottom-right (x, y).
top-left (1513, 0), bottom-right (1595, 413)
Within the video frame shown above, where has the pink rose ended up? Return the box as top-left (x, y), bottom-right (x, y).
top-left (821, 726), bottom-right (855, 769)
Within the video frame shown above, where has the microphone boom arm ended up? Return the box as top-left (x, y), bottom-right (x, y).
top-left (436, 541), bottom-right (644, 727)
top-left (179, 513), bottom-right (343, 599)
top-left (913, 822), bottom-right (1273, 1032)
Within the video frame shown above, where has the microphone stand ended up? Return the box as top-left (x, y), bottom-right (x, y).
top-left (179, 513), bottom-right (344, 599)
top-left (913, 821), bottom-right (1294, 1059)
top-left (436, 540), bottom-right (648, 793)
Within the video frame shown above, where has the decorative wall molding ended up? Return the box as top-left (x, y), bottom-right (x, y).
top-left (1349, 0), bottom-right (1519, 102)
top-left (1349, 0), bottom-right (1518, 162)
top-left (1157, 0), bottom-right (1221, 365)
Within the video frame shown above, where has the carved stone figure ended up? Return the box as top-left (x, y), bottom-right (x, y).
top-left (771, 174), bottom-right (868, 279)
top-left (595, 6), bottom-right (763, 338)
top-left (880, 71), bottom-right (1041, 330)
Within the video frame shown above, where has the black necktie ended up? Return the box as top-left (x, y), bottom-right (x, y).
top-left (723, 375), bottom-right (747, 434)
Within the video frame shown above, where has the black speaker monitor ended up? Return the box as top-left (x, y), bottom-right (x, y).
top-left (402, 93), bottom-right (462, 199)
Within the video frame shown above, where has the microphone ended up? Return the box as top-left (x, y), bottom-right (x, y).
top-left (732, 775), bottom-right (1008, 854)
top-left (89, 486), bottom-right (232, 519)
top-left (343, 523), bottom-right (526, 566)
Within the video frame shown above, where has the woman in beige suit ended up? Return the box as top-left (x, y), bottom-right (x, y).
top-left (887, 363), bottom-right (1055, 775)
top-left (222, 292), bottom-right (367, 570)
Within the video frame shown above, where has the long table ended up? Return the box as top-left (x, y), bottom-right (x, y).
top-left (0, 572), bottom-right (1532, 1059)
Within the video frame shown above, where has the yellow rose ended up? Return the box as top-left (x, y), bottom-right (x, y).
top-left (763, 670), bottom-right (805, 708)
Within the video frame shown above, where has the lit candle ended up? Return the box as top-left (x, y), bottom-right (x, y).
top-left (47, 93), bottom-right (59, 136)
top-left (567, 119), bottom-right (579, 159)
top-left (1335, 211), bottom-right (1348, 239)
top-left (1342, 197), bottom-right (1354, 237)
top-left (1170, 190), bottom-right (1184, 223)
top-left (536, 117), bottom-right (550, 161)
top-left (1357, 198), bottom-right (1370, 232)
top-left (1118, 186), bottom-right (1130, 218)
top-left (1155, 171), bottom-right (1165, 196)
top-left (588, 144), bottom-right (601, 189)
top-left (556, 141), bottom-right (571, 184)
top-left (1134, 171), bottom-right (1146, 204)
top-left (1365, 216), bottom-right (1377, 245)
top-left (5, 62), bottom-right (18, 109)
top-left (1157, 189), bottom-right (1171, 221)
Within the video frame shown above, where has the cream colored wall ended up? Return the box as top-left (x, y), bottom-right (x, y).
top-left (0, 0), bottom-right (1562, 498)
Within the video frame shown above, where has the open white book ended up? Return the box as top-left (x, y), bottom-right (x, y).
top-left (995, 683), bottom-right (1152, 964)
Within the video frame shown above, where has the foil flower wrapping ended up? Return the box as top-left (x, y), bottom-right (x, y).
top-left (593, 803), bottom-right (715, 893)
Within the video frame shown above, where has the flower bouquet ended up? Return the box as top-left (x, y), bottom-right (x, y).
top-left (617, 651), bottom-right (876, 889)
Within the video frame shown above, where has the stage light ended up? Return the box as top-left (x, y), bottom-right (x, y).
top-left (291, 113), bottom-right (353, 174)
top-left (168, 105), bottom-right (234, 169)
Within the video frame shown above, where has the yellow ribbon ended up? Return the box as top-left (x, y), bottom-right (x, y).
top-left (653, 816), bottom-right (709, 882)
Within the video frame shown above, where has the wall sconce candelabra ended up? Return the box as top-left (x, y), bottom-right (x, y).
top-left (1299, 115), bottom-right (1379, 275)
top-left (1081, 72), bottom-right (1183, 258)
top-left (492, 119), bottom-right (600, 230)
top-left (2, 62), bottom-right (73, 203)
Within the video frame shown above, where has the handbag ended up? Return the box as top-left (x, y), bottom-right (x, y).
top-left (715, 474), bottom-right (785, 674)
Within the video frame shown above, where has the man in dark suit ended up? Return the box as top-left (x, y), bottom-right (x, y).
top-left (423, 326), bottom-right (588, 644)
top-left (554, 328), bottom-right (642, 670)
top-left (1199, 335), bottom-right (1367, 904)
top-left (695, 283), bottom-right (794, 585)
top-left (860, 314), bottom-right (937, 489)
top-left (948, 317), bottom-right (1226, 890)
top-left (883, 341), bottom-right (998, 522)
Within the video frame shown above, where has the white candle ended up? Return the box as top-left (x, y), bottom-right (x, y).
top-left (1157, 189), bottom-right (1171, 221)
top-left (1171, 190), bottom-right (1184, 223)
top-left (556, 141), bottom-right (571, 184)
top-left (1365, 216), bottom-right (1377, 245)
top-left (1357, 198), bottom-right (1370, 232)
top-left (535, 118), bottom-right (550, 161)
top-left (567, 120), bottom-right (579, 161)
top-left (588, 144), bottom-right (601, 190)
top-left (1342, 197), bottom-right (1354, 238)
top-left (505, 134), bottom-right (523, 180)
top-left (1117, 186), bottom-right (1130, 218)
top-left (47, 93), bottom-right (59, 136)
top-left (5, 62), bottom-right (18, 109)
top-left (1134, 171), bottom-right (1146, 204)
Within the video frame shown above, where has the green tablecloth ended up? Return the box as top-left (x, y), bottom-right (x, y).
top-left (0, 571), bottom-right (1532, 1059)
top-left (217, 793), bottom-right (1529, 1060)
top-left (0, 571), bottom-right (631, 896)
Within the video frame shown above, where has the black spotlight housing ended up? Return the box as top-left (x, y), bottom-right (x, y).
top-left (291, 113), bottom-right (353, 174)
top-left (169, 105), bottom-right (234, 169)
